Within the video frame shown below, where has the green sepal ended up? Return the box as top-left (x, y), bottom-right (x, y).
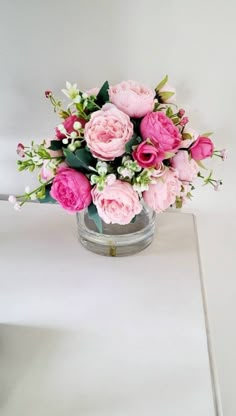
top-left (201, 132), bottom-right (214, 137)
top-left (125, 134), bottom-right (142, 153)
top-left (88, 203), bottom-right (103, 233)
top-left (158, 91), bottom-right (175, 101)
top-left (38, 186), bottom-right (57, 204)
top-left (96, 81), bottom-right (109, 107)
top-left (155, 75), bottom-right (168, 91)
top-left (196, 160), bottom-right (207, 170)
top-left (182, 133), bottom-right (192, 140)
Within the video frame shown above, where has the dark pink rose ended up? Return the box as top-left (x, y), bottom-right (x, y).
top-left (50, 167), bottom-right (92, 213)
top-left (132, 141), bottom-right (165, 168)
top-left (190, 136), bottom-right (214, 160)
top-left (140, 111), bottom-right (181, 153)
top-left (56, 115), bottom-right (86, 139)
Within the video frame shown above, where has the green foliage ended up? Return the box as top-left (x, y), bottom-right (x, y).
top-left (88, 203), bottom-right (103, 233)
top-left (63, 148), bottom-right (96, 172)
top-left (158, 91), bottom-right (175, 101)
top-left (38, 186), bottom-right (57, 204)
top-left (48, 140), bottom-right (64, 151)
top-left (166, 107), bottom-right (174, 118)
top-left (155, 75), bottom-right (168, 91)
top-left (96, 81), bottom-right (110, 107)
top-left (125, 134), bottom-right (142, 153)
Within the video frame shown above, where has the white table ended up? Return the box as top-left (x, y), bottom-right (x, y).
top-left (0, 201), bottom-right (220, 415)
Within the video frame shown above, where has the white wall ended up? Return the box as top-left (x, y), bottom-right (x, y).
top-left (1, 0), bottom-right (236, 413)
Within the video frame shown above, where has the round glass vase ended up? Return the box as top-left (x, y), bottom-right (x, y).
top-left (76, 204), bottom-right (156, 257)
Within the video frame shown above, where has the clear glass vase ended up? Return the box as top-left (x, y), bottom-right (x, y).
top-left (76, 204), bottom-right (156, 257)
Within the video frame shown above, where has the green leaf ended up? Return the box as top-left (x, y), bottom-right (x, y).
top-left (166, 107), bottom-right (173, 117)
top-left (38, 187), bottom-right (57, 204)
top-left (88, 203), bottom-right (103, 233)
top-left (131, 215), bottom-right (137, 224)
top-left (182, 133), bottom-right (192, 140)
top-left (164, 152), bottom-right (175, 159)
top-left (158, 91), bottom-right (175, 101)
top-left (155, 75), bottom-right (168, 91)
top-left (196, 160), bottom-right (207, 170)
top-left (201, 131), bottom-right (214, 137)
top-left (96, 81), bottom-right (109, 106)
top-left (125, 134), bottom-right (142, 153)
top-left (48, 140), bottom-right (63, 151)
top-left (63, 148), bottom-right (96, 172)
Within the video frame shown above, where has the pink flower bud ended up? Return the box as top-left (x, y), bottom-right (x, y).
top-left (16, 143), bottom-right (25, 157)
top-left (45, 90), bottom-right (52, 98)
top-left (179, 117), bottom-right (189, 126)
top-left (178, 109), bottom-right (185, 118)
top-left (8, 195), bottom-right (17, 204)
top-left (220, 148), bottom-right (227, 161)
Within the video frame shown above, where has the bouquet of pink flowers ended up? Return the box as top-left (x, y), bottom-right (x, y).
top-left (10, 76), bottom-right (226, 228)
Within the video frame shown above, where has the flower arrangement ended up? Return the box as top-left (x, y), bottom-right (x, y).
top-left (10, 76), bottom-right (226, 230)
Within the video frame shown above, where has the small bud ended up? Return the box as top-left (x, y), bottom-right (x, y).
top-left (68, 143), bottom-right (76, 152)
top-left (25, 186), bottom-right (30, 194)
top-left (62, 138), bottom-right (69, 145)
top-left (220, 148), bottom-right (227, 161)
top-left (57, 124), bottom-right (67, 133)
top-left (70, 131), bottom-right (77, 139)
top-left (14, 203), bottom-right (21, 211)
top-left (73, 121), bottom-right (82, 130)
top-left (30, 193), bottom-right (37, 200)
top-left (179, 117), bottom-right (189, 126)
top-left (8, 195), bottom-right (16, 204)
top-left (16, 143), bottom-right (25, 157)
top-left (45, 90), bottom-right (52, 98)
top-left (82, 93), bottom-right (88, 99)
top-left (75, 141), bottom-right (81, 148)
top-left (178, 108), bottom-right (185, 118)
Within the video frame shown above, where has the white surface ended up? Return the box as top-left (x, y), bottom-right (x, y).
top-left (1, 0), bottom-right (236, 413)
top-left (0, 202), bottom-right (217, 415)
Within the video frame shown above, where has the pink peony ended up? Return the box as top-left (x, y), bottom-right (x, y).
top-left (190, 136), bottom-right (214, 160)
top-left (143, 169), bottom-right (181, 213)
top-left (171, 150), bottom-right (199, 182)
top-left (92, 180), bottom-right (142, 225)
top-left (56, 115), bottom-right (86, 139)
top-left (140, 111), bottom-right (181, 153)
top-left (84, 103), bottom-right (133, 160)
top-left (133, 141), bottom-right (165, 168)
top-left (50, 166), bottom-right (92, 213)
top-left (109, 80), bottom-right (155, 118)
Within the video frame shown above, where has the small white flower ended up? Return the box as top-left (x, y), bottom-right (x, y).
top-left (8, 195), bottom-right (16, 204)
top-left (96, 161), bottom-right (108, 175)
top-left (106, 174), bottom-right (116, 185)
top-left (82, 92), bottom-right (88, 99)
top-left (14, 203), bottom-right (21, 211)
top-left (73, 95), bottom-right (81, 104)
top-left (70, 131), bottom-right (77, 139)
top-left (119, 167), bottom-right (134, 179)
top-left (214, 180), bottom-right (221, 192)
top-left (73, 121), bottom-right (82, 130)
top-left (32, 144), bottom-right (39, 152)
top-left (25, 186), bottom-right (30, 194)
top-left (220, 148), bottom-right (227, 161)
top-left (62, 138), bottom-right (69, 145)
top-left (30, 193), bottom-right (37, 200)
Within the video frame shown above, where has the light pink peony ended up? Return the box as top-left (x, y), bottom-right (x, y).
top-left (109, 80), bottom-right (155, 118)
top-left (143, 169), bottom-right (181, 213)
top-left (50, 166), bottom-right (92, 213)
top-left (84, 103), bottom-right (133, 160)
top-left (140, 111), bottom-right (181, 153)
top-left (56, 115), bottom-right (86, 139)
top-left (86, 87), bottom-right (99, 96)
top-left (132, 141), bottom-right (165, 168)
top-left (92, 180), bottom-right (142, 225)
top-left (190, 136), bottom-right (214, 160)
top-left (171, 150), bottom-right (199, 182)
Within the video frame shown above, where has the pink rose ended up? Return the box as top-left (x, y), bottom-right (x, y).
top-left (50, 167), bottom-right (92, 213)
top-left (171, 150), bottom-right (199, 182)
top-left (143, 169), bottom-right (181, 213)
top-left (190, 136), bottom-right (214, 160)
top-left (92, 180), bottom-right (142, 225)
top-left (56, 115), bottom-right (86, 139)
top-left (109, 80), bottom-right (155, 118)
top-left (133, 141), bottom-right (165, 168)
top-left (85, 103), bottom-right (133, 160)
top-left (140, 112), bottom-right (181, 153)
